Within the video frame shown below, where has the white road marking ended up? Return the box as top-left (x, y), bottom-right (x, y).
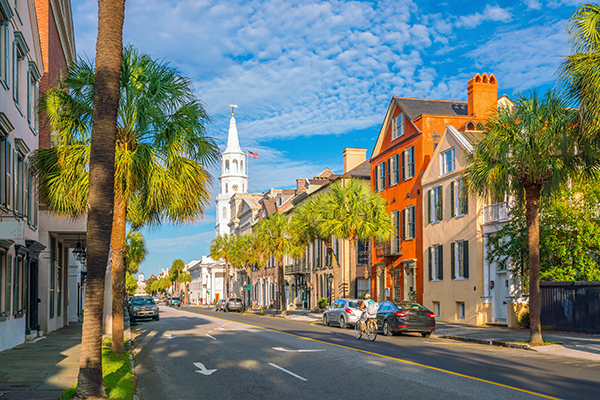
top-left (272, 347), bottom-right (325, 353)
top-left (194, 362), bottom-right (217, 376)
top-left (268, 363), bottom-right (307, 381)
top-left (164, 334), bottom-right (174, 339)
top-left (206, 334), bottom-right (217, 340)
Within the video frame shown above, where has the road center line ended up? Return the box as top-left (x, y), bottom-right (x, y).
top-left (268, 363), bottom-right (307, 381)
top-left (206, 334), bottom-right (217, 340)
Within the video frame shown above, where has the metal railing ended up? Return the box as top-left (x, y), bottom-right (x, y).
top-left (483, 202), bottom-right (510, 224)
top-left (285, 260), bottom-right (310, 275)
top-left (375, 240), bottom-right (402, 257)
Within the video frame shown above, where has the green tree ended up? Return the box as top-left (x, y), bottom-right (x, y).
top-left (210, 235), bottom-right (233, 297)
top-left (290, 195), bottom-right (341, 300)
top-left (320, 179), bottom-right (393, 300)
top-left (560, 4), bottom-right (600, 136)
top-left (72, 1), bottom-right (125, 398)
top-left (34, 47), bottom-right (218, 355)
top-left (170, 259), bottom-right (185, 297)
top-left (487, 180), bottom-right (600, 282)
top-left (464, 90), bottom-right (589, 345)
top-left (178, 270), bottom-right (192, 303)
top-left (145, 274), bottom-right (158, 295)
top-left (126, 273), bottom-right (138, 296)
top-left (229, 234), bottom-right (267, 308)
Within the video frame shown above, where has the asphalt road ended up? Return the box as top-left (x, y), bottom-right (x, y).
top-left (132, 306), bottom-right (600, 400)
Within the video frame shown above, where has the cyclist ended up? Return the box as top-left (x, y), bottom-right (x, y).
top-left (358, 294), bottom-right (378, 333)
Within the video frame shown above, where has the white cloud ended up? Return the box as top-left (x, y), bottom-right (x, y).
top-left (455, 5), bottom-right (512, 29)
top-left (524, 0), bottom-right (542, 10)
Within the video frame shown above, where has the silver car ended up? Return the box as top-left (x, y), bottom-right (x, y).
top-left (322, 298), bottom-right (363, 329)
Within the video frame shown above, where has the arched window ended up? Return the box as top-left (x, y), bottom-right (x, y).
top-left (225, 160), bottom-right (229, 172)
top-left (241, 160), bottom-right (244, 173)
top-left (222, 207), bottom-right (226, 219)
top-left (233, 159), bottom-right (238, 172)
top-left (225, 183), bottom-right (228, 193)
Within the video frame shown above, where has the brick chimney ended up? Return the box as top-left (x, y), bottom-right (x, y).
top-left (467, 73), bottom-right (498, 118)
top-left (296, 178), bottom-right (308, 194)
top-left (343, 148), bottom-right (367, 173)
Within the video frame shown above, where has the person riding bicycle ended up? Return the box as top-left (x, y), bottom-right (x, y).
top-left (358, 294), bottom-right (378, 333)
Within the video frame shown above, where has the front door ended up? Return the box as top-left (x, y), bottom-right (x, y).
top-left (27, 260), bottom-right (39, 333)
top-left (494, 272), bottom-right (508, 321)
top-left (403, 262), bottom-right (415, 300)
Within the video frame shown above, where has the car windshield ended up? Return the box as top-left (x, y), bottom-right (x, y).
top-left (229, 298), bottom-right (241, 302)
top-left (133, 298), bottom-right (155, 306)
top-left (394, 302), bottom-right (427, 311)
top-left (172, 298), bottom-right (180, 301)
top-left (348, 301), bottom-right (362, 308)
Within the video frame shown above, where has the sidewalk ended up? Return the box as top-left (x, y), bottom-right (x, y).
top-left (0, 323), bottom-right (82, 400)
top-left (433, 321), bottom-right (600, 360)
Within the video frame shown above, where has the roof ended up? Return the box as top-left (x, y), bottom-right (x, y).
top-left (341, 160), bottom-right (370, 178)
top-left (394, 97), bottom-right (468, 121)
top-left (261, 198), bottom-right (277, 217)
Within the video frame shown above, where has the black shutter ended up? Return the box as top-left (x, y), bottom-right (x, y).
top-left (402, 209), bottom-right (406, 240)
top-left (401, 150), bottom-right (406, 181)
top-left (463, 186), bottom-right (469, 215)
top-left (438, 245), bottom-right (443, 280)
top-left (450, 242), bottom-right (455, 280)
top-left (387, 159), bottom-right (391, 186)
top-left (374, 164), bottom-right (378, 191)
top-left (427, 190), bottom-right (432, 224)
top-left (463, 240), bottom-right (469, 278)
top-left (438, 187), bottom-right (443, 221)
top-left (450, 181), bottom-right (455, 218)
top-left (395, 154), bottom-right (400, 183)
top-left (383, 162), bottom-right (387, 189)
top-left (410, 206), bottom-right (416, 239)
top-left (428, 247), bottom-right (432, 281)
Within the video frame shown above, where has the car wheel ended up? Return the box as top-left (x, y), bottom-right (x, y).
top-left (383, 320), bottom-right (392, 336)
top-left (155, 315), bottom-right (159, 321)
top-left (339, 316), bottom-right (347, 329)
top-left (323, 315), bottom-right (329, 326)
top-left (421, 332), bottom-right (432, 338)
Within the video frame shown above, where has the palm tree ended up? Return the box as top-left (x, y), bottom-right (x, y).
top-left (178, 271), bottom-right (192, 304)
top-left (125, 231), bottom-right (147, 276)
top-left (229, 234), bottom-right (266, 309)
top-left (560, 4), bottom-right (600, 136)
top-left (170, 259), bottom-right (185, 297)
top-left (255, 213), bottom-right (304, 314)
top-left (320, 179), bottom-right (393, 300)
top-left (34, 47), bottom-right (218, 355)
top-left (210, 234), bottom-right (233, 297)
top-left (73, 1), bottom-right (125, 398)
top-left (463, 90), bottom-right (588, 345)
top-left (290, 195), bottom-right (341, 301)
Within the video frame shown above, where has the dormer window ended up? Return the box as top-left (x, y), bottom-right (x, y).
top-left (441, 148), bottom-right (455, 175)
top-left (392, 112), bottom-right (404, 140)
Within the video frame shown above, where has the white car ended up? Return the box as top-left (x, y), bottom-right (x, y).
top-left (322, 298), bottom-right (363, 329)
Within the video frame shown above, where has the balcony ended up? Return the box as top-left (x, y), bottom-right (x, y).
top-left (285, 261), bottom-right (310, 275)
top-left (376, 240), bottom-right (402, 258)
top-left (483, 202), bottom-right (510, 224)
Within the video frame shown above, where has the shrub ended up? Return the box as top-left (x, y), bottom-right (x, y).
top-left (318, 297), bottom-right (328, 309)
top-left (519, 311), bottom-right (530, 329)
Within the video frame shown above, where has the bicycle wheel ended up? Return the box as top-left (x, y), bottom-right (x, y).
top-left (367, 320), bottom-right (377, 342)
top-left (354, 320), bottom-right (362, 340)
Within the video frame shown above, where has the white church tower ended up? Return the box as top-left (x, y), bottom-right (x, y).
top-left (215, 105), bottom-right (248, 237)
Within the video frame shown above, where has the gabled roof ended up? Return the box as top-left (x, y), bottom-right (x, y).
top-left (341, 160), bottom-right (370, 179)
top-left (422, 125), bottom-right (476, 186)
top-left (394, 97), bottom-right (468, 121)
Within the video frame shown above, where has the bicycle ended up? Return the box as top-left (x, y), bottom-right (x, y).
top-left (354, 312), bottom-right (378, 342)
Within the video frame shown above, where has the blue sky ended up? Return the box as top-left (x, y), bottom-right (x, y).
top-left (72, 0), bottom-right (580, 278)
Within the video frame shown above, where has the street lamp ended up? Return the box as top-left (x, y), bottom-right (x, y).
top-left (72, 237), bottom-right (86, 262)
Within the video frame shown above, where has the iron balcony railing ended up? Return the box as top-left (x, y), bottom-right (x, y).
top-left (483, 202), bottom-right (510, 224)
top-left (376, 239), bottom-right (402, 257)
top-left (285, 260), bottom-right (310, 275)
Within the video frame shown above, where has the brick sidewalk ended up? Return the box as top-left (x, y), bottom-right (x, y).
top-left (0, 323), bottom-right (81, 400)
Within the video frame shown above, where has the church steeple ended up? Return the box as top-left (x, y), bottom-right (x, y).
top-left (225, 106), bottom-right (242, 154)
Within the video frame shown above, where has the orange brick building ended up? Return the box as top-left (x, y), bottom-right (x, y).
top-left (369, 73), bottom-right (499, 304)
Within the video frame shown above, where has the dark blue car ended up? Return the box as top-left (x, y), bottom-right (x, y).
top-left (375, 301), bottom-right (436, 337)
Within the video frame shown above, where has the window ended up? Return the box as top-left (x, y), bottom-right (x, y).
top-left (427, 186), bottom-right (443, 223)
top-left (222, 207), bottom-right (226, 219)
top-left (391, 210), bottom-right (400, 254)
top-left (225, 160), bottom-right (229, 172)
top-left (451, 179), bottom-right (468, 217)
top-left (49, 237), bottom-right (55, 318)
top-left (12, 255), bottom-right (22, 316)
top-left (3, 254), bottom-right (11, 316)
top-left (232, 159), bottom-right (238, 172)
top-left (0, 139), bottom-right (11, 209)
top-left (12, 41), bottom-right (17, 103)
top-left (389, 155), bottom-right (399, 186)
top-left (225, 183), bottom-right (228, 193)
top-left (403, 206), bottom-right (415, 240)
top-left (392, 112), bottom-right (404, 140)
top-left (457, 302), bottom-right (465, 320)
top-left (375, 161), bottom-right (385, 191)
top-left (27, 62), bottom-right (40, 132)
top-left (451, 240), bottom-right (469, 279)
top-left (433, 301), bottom-right (440, 318)
top-left (57, 243), bottom-right (63, 317)
top-left (402, 146), bottom-right (415, 180)
top-left (241, 160), bottom-right (244, 174)
top-left (441, 148), bottom-right (455, 175)
top-left (0, 21), bottom-right (9, 86)
top-left (428, 244), bottom-right (443, 281)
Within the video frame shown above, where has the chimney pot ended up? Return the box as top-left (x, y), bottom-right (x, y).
top-left (467, 73), bottom-right (498, 118)
top-left (343, 148), bottom-right (367, 173)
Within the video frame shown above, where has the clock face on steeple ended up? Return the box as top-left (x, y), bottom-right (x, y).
top-left (232, 184), bottom-right (239, 192)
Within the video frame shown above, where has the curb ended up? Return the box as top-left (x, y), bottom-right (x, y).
top-left (439, 335), bottom-right (531, 349)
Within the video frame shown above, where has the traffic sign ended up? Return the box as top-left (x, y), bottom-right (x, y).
top-left (247, 284), bottom-right (252, 291)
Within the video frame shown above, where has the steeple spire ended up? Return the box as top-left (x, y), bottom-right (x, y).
top-left (225, 105), bottom-right (242, 154)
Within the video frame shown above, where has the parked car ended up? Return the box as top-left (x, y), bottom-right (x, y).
top-left (215, 299), bottom-right (227, 311)
top-left (169, 297), bottom-right (181, 307)
top-left (322, 298), bottom-right (363, 329)
top-left (129, 296), bottom-right (159, 322)
top-left (224, 297), bottom-right (243, 312)
top-left (375, 301), bottom-right (436, 337)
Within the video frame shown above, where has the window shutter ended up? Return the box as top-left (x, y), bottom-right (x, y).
top-left (394, 154), bottom-right (400, 183)
top-left (450, 181), bottom-right (455, 217)
top-left (374, 165), bottom-right (379, 191)
top-left (402, 209), bottom-right (406, 240)
top-left (427, 190), bottom-right (432, 224)
top-left (428, 247), bottom-right (432, 281)
top-left (450, 242), bottom-right (456, 280)
top-left (5, 141), bottom-right (10, 209)
top-left (463, 240), bottom-right (469, 278)
top-left (463, 186), bottom-right (469, 215)
top-left (438, 187), bottom-right (443, 221)
top-left (387, 159), bottom-right (391, 186)
top-left (410, 147), bottom-right (415, 178)
top-left (402, 150), bottom-right (406, 181)
top-left (438, 245), bottom-right (443, 280)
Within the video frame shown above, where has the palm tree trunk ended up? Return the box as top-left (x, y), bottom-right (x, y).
top-left (277, 258), bottom-right (286, 314)
top-left (75, 1), bottom-right (125, 398)
top-left (111, 189), bottom-right (127, 355)
top-left (348, 238), bottom-right (357, 299)
top-left (225, 260), bottom-right (229, 297)
top-left (525, 184), bottom-right (544, 345)
top-left (323, 238), bottom-right (338, 301)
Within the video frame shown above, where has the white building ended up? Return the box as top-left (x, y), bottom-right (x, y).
top-left (188, 256), bottom-right (225, 304)
top-left (215, 107), bottom-right (248, 237)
